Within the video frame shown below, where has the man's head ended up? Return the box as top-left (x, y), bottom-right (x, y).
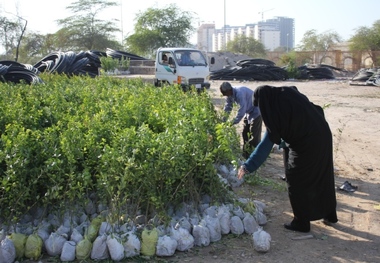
top-left (220, 82), bottom-right (233, 96)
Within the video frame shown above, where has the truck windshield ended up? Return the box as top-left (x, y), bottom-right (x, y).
top-left (174, 50), bottom-right (207, 66)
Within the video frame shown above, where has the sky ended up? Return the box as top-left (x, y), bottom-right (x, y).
top-left (1, 0), bottom-right (380, 47)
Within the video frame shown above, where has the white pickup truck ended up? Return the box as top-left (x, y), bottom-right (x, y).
top-left (154, 47), bottom-right (214, 90)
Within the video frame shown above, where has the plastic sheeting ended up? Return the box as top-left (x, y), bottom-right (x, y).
top-left (0, 49), bottom-right (148, 85)
top-left (210, 59), bottom-right (288, 81)
top-left (350, 68), bottom-right (380, 86)
top-left (210, 59), bottom-right (348, 81)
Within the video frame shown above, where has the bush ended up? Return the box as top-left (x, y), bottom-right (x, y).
top-left (279, 51), bottom-right (300, 79)
top-left (0, 74), bottom-right (240, 224)
top-left (100, 56), bottom-right (130, 73)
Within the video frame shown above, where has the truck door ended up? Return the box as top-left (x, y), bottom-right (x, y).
top-left (156, 51), bottom-right (176, 85)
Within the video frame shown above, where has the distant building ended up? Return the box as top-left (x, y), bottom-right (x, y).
top-left (196, 16), bottom-right (294, 52)
top-left (196, 23), bottom-right (215, 52)
top-left (257, 29), bottom-right (281, 52)
top-left (263, 17), bottom-right (294, 51)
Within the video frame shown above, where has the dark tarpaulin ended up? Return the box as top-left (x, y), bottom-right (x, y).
top-left (0, 61), bottom-right (43, 84)
top-left (210, 58), bottom-right (288, 81)
top-left (210, 59), bottom-right (348, 81)
top-left (0, 49), bottom-right (149, 85)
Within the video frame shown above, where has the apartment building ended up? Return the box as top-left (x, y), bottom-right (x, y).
top-left (197, 16), bottom-right (294, 52)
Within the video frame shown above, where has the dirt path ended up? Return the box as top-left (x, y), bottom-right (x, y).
top-left (179, 80), bottom-right (380, 263)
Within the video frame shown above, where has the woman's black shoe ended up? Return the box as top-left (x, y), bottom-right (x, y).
top-left (284, 220), bottom-right (310, 233)
top-left (322, 217), bottom-right (338, 226)
top-left (323, 211), bottom-right (338, 225)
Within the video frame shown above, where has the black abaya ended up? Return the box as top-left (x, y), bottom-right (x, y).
top-left (253, 85), bottom-right (337, 222)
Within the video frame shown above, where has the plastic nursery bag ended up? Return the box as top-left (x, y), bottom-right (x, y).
top-left (141, 228), bottom-right (158, 256)
top-left (60, 241), bottom-right (76, 262)
top-left (230, 215), bottom-right (244, 235)
top-left (91, 234), bottom-right (109, 260)
top-left (24, 233), bottom-right (43, 260)
top-left (106, 235), bottom-right (125, 261)
top-left (205, 215), bottom-right (222, 242)
top-left (76, 238), bottom-right (92, 260)
top-left (170, 226), bottom-right (194, 251)
top-left (252, 227), bottom-right (271, 253)
top-left (9, 232), bottom-right (27, 259)
top-left (123, 231), bottom-right (141, 258)
top-left (192, 220), bottom-right (210, 247)
top-left (44, 232), bottom-right (67, 256)
top-left (0, 237), bottom-right (16, 263)
top-left (156, 235), bottom-right (177, 256)
top-left (243, 213), bottom-right (259, 234)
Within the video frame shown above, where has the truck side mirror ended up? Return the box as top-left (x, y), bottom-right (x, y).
top-left (210, 57), bottom-right (215, 65)
top-left (168, 57), bottom-right (174, 65)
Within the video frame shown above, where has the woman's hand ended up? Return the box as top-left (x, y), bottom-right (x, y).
top-left (238, 165), bottom-right (249, 179)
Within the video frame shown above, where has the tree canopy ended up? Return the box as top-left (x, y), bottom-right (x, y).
top-left (0, 15), bottom-right (27, 61)
top-left (298, 29), bottom-right (342, 52)
top-left (349, 20), bottom-right (380, 67)
top-left (125, 4), bottom-right (195, 58)
top-left (297, 29), bottom-right (342, 64)
top-left (56, 0), bottom-right (121, 51)
top-left (225, 35), bottom-right (266, 58)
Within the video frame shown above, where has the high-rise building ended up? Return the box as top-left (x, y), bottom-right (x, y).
top-left (196, 16), bottom-right (294, 52)
top-left (213, 25), bottom-right (243, 51)
top-left (196, 23), bottom-right (215, 52)
top-left (263, 17), bottom-right (294, 51)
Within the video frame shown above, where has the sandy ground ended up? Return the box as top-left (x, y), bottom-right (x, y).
top-left (28, 79), bottom-right (380, 263)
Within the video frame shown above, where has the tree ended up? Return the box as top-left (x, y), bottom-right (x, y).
top-left (125, 4), bottom-right (195, 58)
top-left (0, 16), bottom-right (18, 58)
top-left (17, 32), bottom-right (60, 64)
top-left (56, 0), bottom-right (121, 51)
top-left (0, 14), bottom-right (27, 61)
top-left (349, 20), bottom-right (380, 67)
top-left (225, 35), bottom-right (266, 58)
top-left (298, 29), bottom-right (342, 64)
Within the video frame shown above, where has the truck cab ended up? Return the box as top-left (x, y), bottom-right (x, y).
top-left (154, 47), bottom-right (214, 91)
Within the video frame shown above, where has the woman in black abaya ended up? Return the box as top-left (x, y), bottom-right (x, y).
top-left (238, 85), bottom-right (338, 232)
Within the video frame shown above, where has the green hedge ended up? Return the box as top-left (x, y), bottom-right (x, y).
top-left (0, 74), bottom-right (240, 223)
